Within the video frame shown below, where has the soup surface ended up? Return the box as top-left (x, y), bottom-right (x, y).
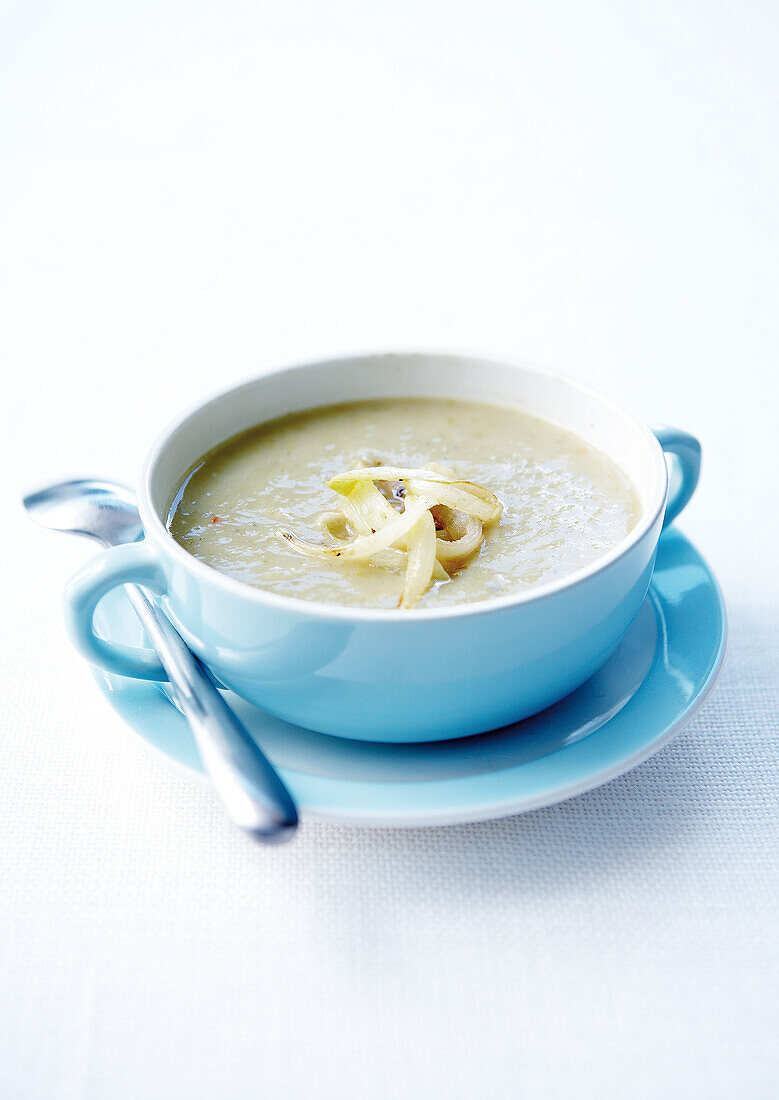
top-left (167, 398), bottom-right (640, 609)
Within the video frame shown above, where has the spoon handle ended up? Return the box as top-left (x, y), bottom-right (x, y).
top-left (123, 584), bottom-right (298, 843)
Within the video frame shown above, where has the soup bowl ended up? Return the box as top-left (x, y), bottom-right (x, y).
top-left (64, 353), bottom-right (700, 742)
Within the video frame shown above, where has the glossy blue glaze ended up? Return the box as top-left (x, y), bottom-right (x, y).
top-left (654, 426), bottom-right (702, 527)
top-left (89, 529), bottom-right (727, 827)
top-left (63, 354), bottom-right (702, 742)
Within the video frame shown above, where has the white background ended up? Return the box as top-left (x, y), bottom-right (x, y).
top-left (1, 2), bottom-right (778, 1097)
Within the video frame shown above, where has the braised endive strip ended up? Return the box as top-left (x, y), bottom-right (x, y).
top-left (340, 481), bottom-right (397, 535)
top-left (430, 506), bottom-right (484, 571)
top-left (279, 497), bottom-right (432, 562)
top-left (330, 466), bottom-right (501, 523)
top-left (318, 507), bottom-right (448, 580)
top-left (278, 462), bottom-right (501, 607)
top-left (406, 479), bottom-right (498, 522)
top-left (329, 466), bottom-right (453, 493)
top-left (400, 508), bottom-right (437, 608)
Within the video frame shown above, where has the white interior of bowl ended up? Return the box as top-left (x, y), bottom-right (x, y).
top-left (147, 353), bottom-right (664, 524)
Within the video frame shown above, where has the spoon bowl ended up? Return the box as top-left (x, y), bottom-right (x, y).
top-left (23, 479), bottom-right (143, 547)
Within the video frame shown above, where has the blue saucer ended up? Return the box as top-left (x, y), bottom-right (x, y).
top-left (91, 529), bottom-right (726, 827)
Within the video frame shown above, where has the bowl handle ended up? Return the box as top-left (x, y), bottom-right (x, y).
top-left (63, 541), bottom-right (168, 680)
top-left (653, 427), bottom-right (702, 529)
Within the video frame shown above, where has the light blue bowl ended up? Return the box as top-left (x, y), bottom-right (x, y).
top-left (64, 353), bottom-right (700, 741)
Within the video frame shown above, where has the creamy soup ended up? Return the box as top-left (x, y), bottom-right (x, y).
top-left (167, 398), bottom-right (640, 609)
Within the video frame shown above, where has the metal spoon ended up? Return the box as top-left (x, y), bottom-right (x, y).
top-left (23, 479), bottom-right (298, 844)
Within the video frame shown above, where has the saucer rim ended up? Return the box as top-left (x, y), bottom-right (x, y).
top-left (90, 529), bottom-right (727, 827)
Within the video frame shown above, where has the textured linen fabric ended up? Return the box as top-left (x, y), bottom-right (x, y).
top-left (1, 3), bottom-right (778, 1098)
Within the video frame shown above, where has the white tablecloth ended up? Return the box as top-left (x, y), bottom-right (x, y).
top-left (1, 3), bottom-right (777, 1097)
